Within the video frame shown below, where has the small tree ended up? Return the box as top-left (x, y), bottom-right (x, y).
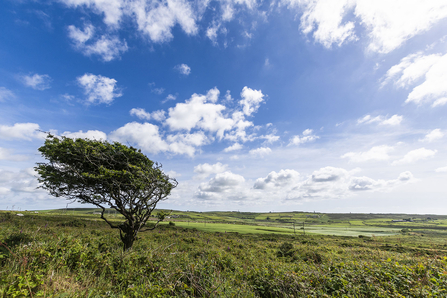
top-left (35, 134), bottom-right (178, 250)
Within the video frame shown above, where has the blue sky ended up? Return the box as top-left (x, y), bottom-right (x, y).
top-left (1, 0), bottom-right (447, 213)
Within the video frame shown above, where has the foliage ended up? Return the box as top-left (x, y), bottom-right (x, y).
top-left (1, 212), bottom-right (447, 297)
top-left (35, 134), bottom-right (177, 250)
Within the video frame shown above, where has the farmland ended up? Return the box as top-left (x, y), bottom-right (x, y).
top-left (1, 209), bottom-right (447, 297)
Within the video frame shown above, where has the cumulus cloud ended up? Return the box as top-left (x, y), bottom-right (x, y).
top-left (130, 108), bottom-right (166, 121)
top-left (342, 145), bottom-right (394, 163)
top-left (249, 166), bottom-right (415, 202)
top-left (284, 0), bottom-right (447, 53)
top-left (357, 114), bottom-right (403, 126)
top-left (0, 87), bottom-right (15, 102)
top-left (392, 148), bottom-right (437, 165)
top-left (293, 167), bottom-right (413, 200)
top-left (239, 87), bottom-right (265, 116)
top-left (194, 162), bottom-right (228, 179)
top-left (127, 0), bottom-right (198, 42)
top-left (381, 115), bottom-right (403, 126)
top-left (20, 73), bottom-right (52, 90)
top-left (0, 123), bottom-right (44, 141)
top-left (289, 129), bottom-right (319, 145)
top-left (420, 129), bottom-right (444, 142)
top-left (62, 130), bottom-right (107, 140)
top-left (223, 143), bottom-right (243, 152)
top-left (194, 166), bottom-right (414, 204)
top-left (254, 169), bottom-right (300, 189)
top-left (109, 122), bottom-right (207, 156)
top-left (175, 64), bottom-right (191, 75)
top-left (109, 122), bottom-right (169, 154)
top-left (249, 147), bottom-right (271, 157)
top-left (0, 168), bottom-right (46, 195)
top-left (196, 171), bottom-right (246, 200)
top-left (68, 24), bottom-right (128, 61)
top-left (165, 87), bottom-right (234, 138)
top-left (166, 132), bottom-right (209, 156)
top-left (383, 52), bottom-right (447, 106)
top-left (117, 86), bottom-right (270, 156)
top-left (77, 73), bottom-right (122, 105)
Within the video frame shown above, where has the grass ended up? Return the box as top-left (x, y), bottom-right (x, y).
top-left (2, 210), bottom-right (447, 297)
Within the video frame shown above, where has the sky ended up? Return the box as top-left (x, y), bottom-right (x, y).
top-left (1, 0), bottom-right (447, 214)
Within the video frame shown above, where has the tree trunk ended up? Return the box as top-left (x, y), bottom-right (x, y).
top-left (122, 234), bottom-right (135, 251)
top-left (120, 223), bottom-right (138, 251)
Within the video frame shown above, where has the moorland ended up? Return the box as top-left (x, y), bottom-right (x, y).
top-left (1, 209), bottom-right (447, 297)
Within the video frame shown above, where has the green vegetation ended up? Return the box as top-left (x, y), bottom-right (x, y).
top-left (1, 210), bottom-right (447, 297)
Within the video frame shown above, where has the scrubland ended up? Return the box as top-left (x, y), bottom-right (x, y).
top-left (1, 210), bottom-right (447, 297)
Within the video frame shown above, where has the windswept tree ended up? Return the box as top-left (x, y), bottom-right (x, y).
top-left (35, 134), bottom-right (178, 250)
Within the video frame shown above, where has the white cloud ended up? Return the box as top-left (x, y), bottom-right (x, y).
top-left (357, 114), bottom-right (403, 126)
top-left (289, 129), bottom-right (319, 145)
top-left (152, 87), bottom-right (165, 95)
top-left (62, 0), bottom-right (199, 43)
top-left (21, 73), bottom-right (52, 90)
top-left (206, 22), bottom-right (220, 45)
top-left (420, 129), bottom-right (444, 143)
top-left (297, 167), bottom-right (413, 199)
top-left (239, 86), bottom-right (265, 116)
top-left (223, 143), bottom-right (243, 152)
top-left (165, 88), bottom-right (234, 138)
top-left (254, 169), bottom-right (300, 189)
top-left (285, 0), bottom-right (447, 53)
top-left (77, 73), bottom-right (122, 105)
top-left (392, 148), bottom-right (437, 165)
top-left (61, 0), bottom-right (124, 26)
top-left (260, 134), bottom-right (280, 143)
top-left (0, 87), bottom-right (15, 102)
top-left (128, 0), bottom-right (198, 43)
top-left (249, 147), bottom-right (271, 157)
top-left (109, 122), bottom-right (169, 154)
top-left (383, 52), bottom-right (447, 106)
top-left (67, 23), bottom-right (94, 44)
top-left (62, 130), bottom-right (107, 140)
top-left (130, 108), bottom-right (166, 121)
top-left (196, 171), bottom-right (246, 200)
top-left (407, 53), bottom-right (447, 106)
top-left (0, 168), bottom-right (46, 195)
top-left (110, 122), bottom-right (207, 156)
top-left (0, 123), bottom-right (44, 141)
top-left (342, 145), bottom-right (394, 163)
top-left (175, 64), bottom-right (191, 75)
top-left (68, 24), bottom-right (128, 61)
top-left (382, 52), bottom-right (442, 88)
top-left (194, 162), bottom-right (228, 179)
top-left (290, 0), bottom-right (357, 48)
top-left (162, 94), bottom-right (177, 103)
top-left (380, 115), bottom-right (403, 126)
top-left (166, 131), bottom-right (208, 156)
top-left (435, 166), bottom-right (447, 173)
top-left (130, 108), bottom-right (151, 120)
top-left (251, 166), bottom-right (414, 201)
top-left (0, 147), bottom-right (28, 161)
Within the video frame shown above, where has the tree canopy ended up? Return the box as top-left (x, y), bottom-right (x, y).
top-left (35, 134), bottom-right (178, 250)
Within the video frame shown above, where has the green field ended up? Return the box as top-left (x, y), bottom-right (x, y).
top-left (2, 209), bottom-right (447, 297)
